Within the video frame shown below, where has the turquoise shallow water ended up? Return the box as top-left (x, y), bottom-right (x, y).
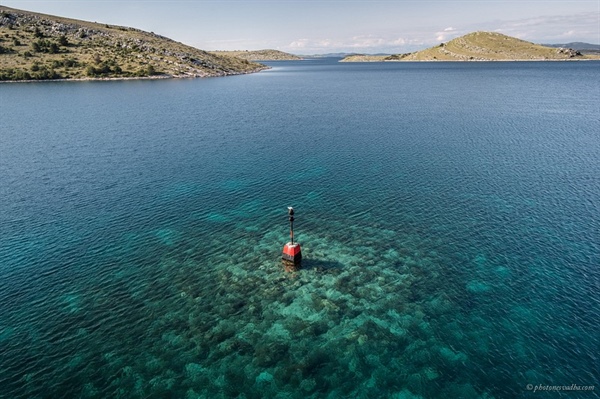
top-left (0, 60), bottom-right (599, 398)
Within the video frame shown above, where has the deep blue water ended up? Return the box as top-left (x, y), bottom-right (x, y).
top-left (1, 59), bottom-right (599, 398)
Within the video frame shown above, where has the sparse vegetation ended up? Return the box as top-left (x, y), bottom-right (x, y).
top-left (0, 5), bottom-right (267, 81)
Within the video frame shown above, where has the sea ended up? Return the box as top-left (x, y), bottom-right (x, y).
top-left (0, 59), bottom-right (599, 399)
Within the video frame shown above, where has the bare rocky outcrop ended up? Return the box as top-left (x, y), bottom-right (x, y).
top-left (555, 47), bottom-right (582, 58)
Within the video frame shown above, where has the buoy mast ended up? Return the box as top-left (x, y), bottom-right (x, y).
top-left (289, 206), bottom-right (294, 245)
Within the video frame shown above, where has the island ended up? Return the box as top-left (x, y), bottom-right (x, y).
top-left (340, 31), bottom-right (600, 62)
top-left (210, 50), bottom-right (302, 61)
top-left (0, 6), bottom-right (267, 81)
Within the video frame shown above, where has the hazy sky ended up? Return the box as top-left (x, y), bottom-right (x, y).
top-left (2, 1), bottom-right (599, 53)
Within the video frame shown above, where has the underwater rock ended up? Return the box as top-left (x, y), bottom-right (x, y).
top-left (266, 322), bottom-right (292, 340)
top-left (422, 367), bottom-right (439, 381)
top-left (300, 377), bottom-right (317, 392)
top-left (255, 371), bottom-right (274, 386)
top-left (184, 362), bottom-right (206, 383)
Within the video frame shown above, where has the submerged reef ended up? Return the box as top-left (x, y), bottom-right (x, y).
top-left (2, 198), bottom-right (595, 398)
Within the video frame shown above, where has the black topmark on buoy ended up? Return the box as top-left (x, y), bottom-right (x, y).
top-left (282, 206), bottom-right (302, 270)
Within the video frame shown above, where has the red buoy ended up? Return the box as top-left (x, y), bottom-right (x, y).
top-left (282, 242), bottom-right (302, 264)
top-left (282, 206), bottom-right (302, 271)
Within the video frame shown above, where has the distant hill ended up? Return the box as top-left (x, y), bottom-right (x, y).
top-left (543, 42), bottom-right (600, 56)
top-left (0, 6), bottom-right (267, 81)
top-left (307, 53), bottom-right (353, 58)
top-left (339, 54), bottom-right (395, 62)
top-left (341, 32), bottom-right (600, 62)
top-left (543, 42), bottom-right (600, 51)
top-left (210, 50), bottom-right (301, 61)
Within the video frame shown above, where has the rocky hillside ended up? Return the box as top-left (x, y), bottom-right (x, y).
top-left (0, 5), bottom-right (267, 81)
top-left (211, 49), bottom-right (301, 61)
top-left (341, 32), bottom-right (599, 62)
top-left (403, 31), bottom-right (593, 61)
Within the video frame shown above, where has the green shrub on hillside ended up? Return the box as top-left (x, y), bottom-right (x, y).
top-left (85, 59), bottom-right (123, 77)
top-left (0, 68), bottom-right (31, 80)
top-left (0, 65), bottom-right (60, 80)
top-left (32, 39), bottom-right (61, 54)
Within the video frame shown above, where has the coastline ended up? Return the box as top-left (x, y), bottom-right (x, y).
top-left (0, 65), bottom-right (270, 84)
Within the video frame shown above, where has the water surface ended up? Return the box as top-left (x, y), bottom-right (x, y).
top-left (1, 60), bottom-right (599, 398)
